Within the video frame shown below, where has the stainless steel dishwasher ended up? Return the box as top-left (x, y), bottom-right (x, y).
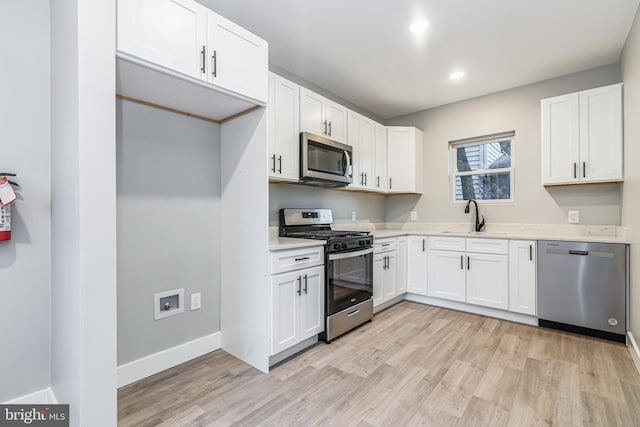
top-left (537, 240), bottom-right (629, 343)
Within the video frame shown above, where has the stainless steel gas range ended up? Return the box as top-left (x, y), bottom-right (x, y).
top-left (279, 208), bottom-right (373, 342)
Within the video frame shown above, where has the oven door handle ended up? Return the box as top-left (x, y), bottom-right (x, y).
top-left (328, 247), bottom-right (373, 261)
top-left (342, 150), bottom-right (352, 178)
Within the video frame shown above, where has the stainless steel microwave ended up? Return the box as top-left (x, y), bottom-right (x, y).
top-left (300, 132), bottom-right (353, 187)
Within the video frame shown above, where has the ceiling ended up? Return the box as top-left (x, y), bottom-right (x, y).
top-left (200, 0), bottom-right (639, 119)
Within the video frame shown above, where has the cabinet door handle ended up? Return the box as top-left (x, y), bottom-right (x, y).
top-left (574, 162), bottom-right (577, 179)
top-left (200, 45), bottom-right (206, 74)
top-left (297, 276), bottom-right (302, 295)
top-left (389, 177), bottom-right (392, 189)
top-left (303, 274), bottom-right (308, 294)
top-left (294, 256), bottom-right (310, 262)
top-left (211, 50), bottom-right (217, 77)
top-left (323, 120), bottom-right (328, 135)
top-left (529, 245), bottom-right (533, 261)
top-left (360, 172), bottom-right (364, 185)
top-left (460, 255), bottom-right (463, 270)
top-left (583, 162), bottom-right (586, 178)
top-left (467, 256), bottom-right (470, 270)
top-left (423, 239), bottom-right (425, 252)
top-left (377, 176), bottom-right (380, 188)
top-left (278, 155), bottom-right (282, 174)
top-left (328, 121), bottom-right (332, 136)
top-left (271, 154), bottom-right (276, 173)
top-left (364, 173), bottom-right (367, 186)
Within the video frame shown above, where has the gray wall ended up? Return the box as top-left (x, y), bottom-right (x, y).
top-left (385, 64), bottom-right (622, 226)
top-left (620, 6), bottom-right (640, 345)
top-left (117, 100), bottom-right (221, 364)
top-left (0, 0), bottom-right (51, 402)
top-left (269, 184), bottom-right (385, 225)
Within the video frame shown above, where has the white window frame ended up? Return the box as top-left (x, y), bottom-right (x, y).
top-left (449, 131), bottom-right (515, 205)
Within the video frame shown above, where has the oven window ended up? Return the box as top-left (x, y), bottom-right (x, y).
top-left (328, 251), bottom-right (373, 314)
top-left (308, 141), bottom-right (345, 176)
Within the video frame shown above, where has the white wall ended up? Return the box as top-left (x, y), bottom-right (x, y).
top-left (386, 64), bottom-right (622, 226)
top-left (0, 0), bottom-right (51, 402)
top-left (50, 0), bottom-right (117, 425)
top-left (621, 6), bottom-right (640, 350)
top-left (117, 99), bottom-right (222, 364)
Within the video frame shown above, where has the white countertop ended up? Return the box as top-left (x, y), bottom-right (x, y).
top-left (269, 222), bottom-right (630, 251)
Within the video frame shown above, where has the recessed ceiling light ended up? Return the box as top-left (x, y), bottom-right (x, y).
top-left (450, 71), bottom-right (465, 80)
top-left (410, 21), bottom-right (429, 34)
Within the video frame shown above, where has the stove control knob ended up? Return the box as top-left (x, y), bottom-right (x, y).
top-left (359, 240), bottom-right (365, 246)
top-left (333, 243), bottom-right (341, 250)
top-left (341, 243), bottom-right (347, 250)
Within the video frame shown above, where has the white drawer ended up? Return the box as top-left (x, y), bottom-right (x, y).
top-left (429, 236), bottom-right (466, 252)
top-left (466, 238), bottom-right (508, 255)
top-left (374, 237), bottom-right (396, 253)
top-left (270, 245), bottom-right (324, 274)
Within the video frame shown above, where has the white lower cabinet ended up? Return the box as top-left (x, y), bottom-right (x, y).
top-left (508, 240), bottom-right (537, 315)
top-left (270, 247), bottom-right (324, 356)
top-left (407, 236), bottom-right (428, 295)
top-left (396, 237), bottom-right (407, 294)
top-left (373, 237), bottom-right (405, 308)
top-left (428, 237), bottom-right (509, 310)
top-left (466, 253), bottom-right (509, 310)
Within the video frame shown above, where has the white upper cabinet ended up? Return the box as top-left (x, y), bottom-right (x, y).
top-left (541, 83), bottom-right (622, 185)
top-left (206, 11), bottom-right (268, 102)
top-left (118, 0), bottom-right (207, 79)
top-left (117, 0), bottom-right (268, 104)
top-left (300, 88), bottom-right (348, 144)
top-left (268, 73), bottom-right (300, 181)
top-left (374, 124), bottom-right (388, 192)
top-left (348, 111), bottom-right (375, 190)
top-left (387, 127), bottom-right (423, 194)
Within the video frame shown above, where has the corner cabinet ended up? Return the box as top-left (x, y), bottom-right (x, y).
top-left (269, 246), bottom-right (325, 356)
top-left (541, 83), bottom-right (623, 185)
top-left (268, 73), bottom-right (300, 181)
top-left (387, 127), bottom-right (423, 194)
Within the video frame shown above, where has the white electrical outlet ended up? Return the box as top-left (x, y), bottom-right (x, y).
top-left (568, 210), bottom-right (580, 224)
top-left (410, 211), bottom-right (418, 221)
top-left (191, 292), bottom-right (201, 311)
top-left (351, 211), bottom-right (357, 221)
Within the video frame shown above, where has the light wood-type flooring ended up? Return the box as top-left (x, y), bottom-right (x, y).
top-left (118, 302), bottom-right (640, 426)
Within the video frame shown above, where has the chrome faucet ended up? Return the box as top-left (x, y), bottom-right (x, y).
top-left (465, 199), bottom-right (485, 232)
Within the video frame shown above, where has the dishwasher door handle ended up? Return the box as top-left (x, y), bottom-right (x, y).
top-left (569, 250), bottom-right (589, 256)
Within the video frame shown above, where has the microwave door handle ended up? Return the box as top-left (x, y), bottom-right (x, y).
top-left (343, 150), bottom-right (351, 177)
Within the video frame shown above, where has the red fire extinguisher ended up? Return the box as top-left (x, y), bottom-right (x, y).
top-left (0, 174), bottom-right (18, 241)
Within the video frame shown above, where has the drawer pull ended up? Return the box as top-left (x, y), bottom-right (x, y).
top-left (381, 243), bottom-right (391, 247)
top-left (347, 309), bottom-right (360, 317)
top-left (295, 256), bottom-right (310, 261)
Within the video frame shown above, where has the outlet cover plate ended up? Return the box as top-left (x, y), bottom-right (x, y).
top-left (191, 292), bottom-right (201, 311)
top-left (410, 211), bottom-right (418, 221)
top-left (568, 210), bottom-right (580, 224)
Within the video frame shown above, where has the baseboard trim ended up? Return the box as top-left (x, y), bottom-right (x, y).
top-left (117, 332), bottom-right (221, 388)
top-left (628, 331), bottom-right (640, 375)
top-left (5, 388), bottom-right (57, 404)
top-left (404, 293), bottom-right (538, 326)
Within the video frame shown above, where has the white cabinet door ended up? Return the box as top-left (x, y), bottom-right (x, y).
top-left (325, 100), bottom-right (348, 144)
top-left (407, 236), bottom-right (428, 295)
top-left (348, 111), bottom-right (363, 189)
top-left (541, 93), bottom-right (580, 185)
top-left (428, 250), bottom-right (466, 302)
top-left (579, 84), bottom-right (623, 183)
top-left (299, 266), bottom-right (325, 340)
top-left (466, 253), bottom-right (509, 310)
top-left (270, 270), bottom-right (300, 355)
top-left (508, 240), bottom-right (537, 315)
top-left (268, 73), bottom-right (300, 181)
top-left (206, 10), bottom-right (268, 102)
top-left (387, 127), bottom-right (413, 192)
top-left (373, 253), bottom-right (386, 307)
top-left (359, 118), bottom-right (375, 190)
top-left (384, 252), bottom-right (397, 299)
top-left (374, 124), bottom-right (388, 192)
top-left (300, 88), bottom-right (326, 137)
top-left (396, 237), bottom-right (407, 294)
top-left (117, 0), bottom-right (207, 79)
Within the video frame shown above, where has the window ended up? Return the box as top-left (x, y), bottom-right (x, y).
top-left (450, 131), bottom-right (515, 203)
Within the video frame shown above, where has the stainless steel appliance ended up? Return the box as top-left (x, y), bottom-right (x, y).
top-left (280, 208), bottom-right (373, 342)
top-left (537, 240), bottom-right (629, 343)
top-left (300, 132), bottom-right (353, 187)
